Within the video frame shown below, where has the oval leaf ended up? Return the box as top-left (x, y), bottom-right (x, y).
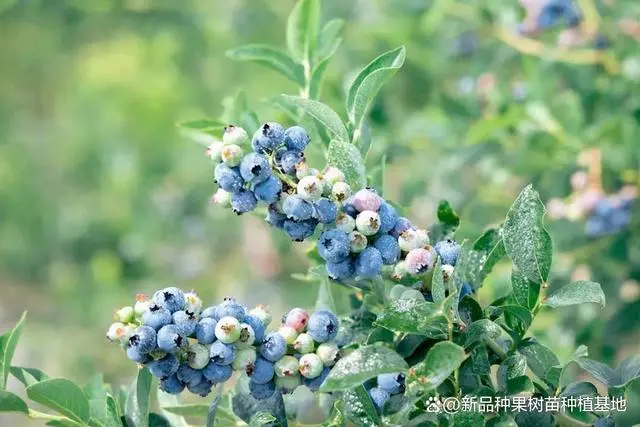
top-left (10, 366), bottom-right (48, 387)
top-left (125, 368), bottom-right (152, 427)
top-left (343, 385), bottom-right (381, 426)
top-left (326, 139), bottom-right (367, 190)
top-left (26, 378), bottom-right (90, 423)
top-left (320, 345), bottom-right (408, 392)
top-left (315, 19), bottom-right (344, 63)
top-left (544, 280), bottom-right (606, 309)
top-left (406, 342), bottom-right (467, 394)
top-left (286, 0), bottom-right (319, 63)
top-left (226, 45), bottom-right (304, 85)
top-left (518, 340), bottom-right (560, 382)
top-left (0, 390), bottom-right (29, 414)
top-left (0, 311), bottom-right (26, 388)
top-left (463, 319), bottom-right (502, 348)
top-left (279, 95), bottom-right (349, 141)
top-left (511, 269), bottom-right (540, 310)
top-left (503, 185), bottom-right (552, 284)
top-left (374, 299), bottom-right (448, 338)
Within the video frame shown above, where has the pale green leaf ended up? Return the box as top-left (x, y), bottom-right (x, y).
top-left (544, 281), bottom-right (606, 309)
top-left (406, 342), bottom-right (467, 394)
top-left (326, 139), bottom-right (367, 190)
top-left (286, 0), bottom-right (319, 63)
top-left (0, 311), bottom-right (26, 388)
top-left (226, 45), bottom-right (304, 85)
top-left (279, 95), bottom-right (348, 141)
top-left (26, 378), bottom-right (90, 423)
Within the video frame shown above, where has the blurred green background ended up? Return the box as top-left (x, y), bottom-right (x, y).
top-left (0, 0), bottom-right (638, 425)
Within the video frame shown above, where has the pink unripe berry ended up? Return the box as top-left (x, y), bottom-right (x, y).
top-left (285, 308), bottom-right (310, 333)
top-left (352, 189), bottom-right (381, 212)
top-left (405, 247), bottom-right (437, 276)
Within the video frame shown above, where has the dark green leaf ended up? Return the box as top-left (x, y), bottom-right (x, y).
top-left (320, 345), bottom-right (408, 392)
top-left (463, 319), bottom-right (502, 348)
top-left (511, 269), bottom-right (540, 310)
top-left (10, 366), bottom-right (48, 387)
top-left (125, 368), bottom-right (152, 427)
top-left (501, 305), bottom-right (533, 331)
top-left (466, 228), bottom-right (506, 289)
top-left (502, 185), bottom-right (552, 284)
top-left (560, 381), bottom-right (598, 398)
top-left (374, 299), bottom-right (448, 338)
top-left (286, 0), bottom-right (319, 63)
top-left (617, 355), bottom-right (640, 386)
top-left (0, 311), bottom-right (26, 388)
top-left (497, 353), bottom-right (527, 391)
top-left (471, 346), bottom-right (490, 375)
top-left (249, 411), bottom-right (276, 427)
top-left (316, 19), bottom-right (344, 63)
top-left (574, 358), bottom-right (616, 387)
top-left (326, 139), bottom-right (367, 190)
top-left (518, 340), bottom-right (560, 383)
top-left (431, 258), bottom-right (446, 304)
top-left (452, 410), bottom-right (484, 426)
top-left (486, 415), bottom-right (518, 427)
top-left (148, 413), bottom-right (171, 427)
top-left (26, 378), bottom-right (90, 423)
top-left (436, 200), bottom-right (460, 236)
top-left (343, 385), bottom-right (381, 426)
top-left (506, 376), bottom-right (534, 395)
top-left (366, 327), bottom-right (395, 344)
top-left (0, 390), bottom-right (28, 414)
top-left (279, 96), bottom-right (348, 141)
top-left (406, 342), bottom-right (467, 394)
top-left (544, 281), bottom-right (606, 309)
top-left (226, 45), bottom-right (304, 85)
top-left (513, 411), bottom-right (555, 427)
top-left (396, 335), bottom-right (428, 358)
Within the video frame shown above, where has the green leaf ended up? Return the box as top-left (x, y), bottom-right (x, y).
top-left (249, 411), bottom-right (276, 427)
top-left (226, 45), bottom-right (304, 85)
top-left (431, 258), bottom-right (446, 304)
top-left (374, 299), bottom-right (448, 338)
top-left (0, 311), bottom-right (26, 388)
top-left (518, 340), bottom-right (560, 383)
top-left (343, 385), bottom-right (381, 426)
top-left (0, 390), bottom-right (28, 414)
top-left (26, 379), bottom-right (90, 423)
top-left (176, 119), bottom-right (225, 135)
top-left (326, 139), bottom-right (367, 191)
top-left (125, 368), bottom-right (152, 427)
top-left (83, 375), bottom-right (115, 427)
top-left (617, 355), bottom-right (640, 386)
top-left (501, 305), bottom-right (533, 331)
top-left (497, 353), bottom-right (527, 391)
top-left (506, 376), bottom-right (534, 395)
top-left (574, 358), bottom-right (616, 387)
top-left (463, 319), bottom-right (502, 348)
top-left (543, 281), bottom-right (606, 309)
top-left (452, 410), bottom-right (485, 426)
top-left (232, 379), bottom-right (287, 426)
top-left (279, 95), bottom-right (349, 141)
top-left (161, 404), bottom-right (209, 417)
top-left (486, 415), bottom-right (518, 427)
top-left (10, 366), bottom-right (48, 387)
top-left (316, 19), bottom-right (344, 63)
top-left (106, 396), bottom-right (120, 427)
top-left (322, 399), bottom-right (345, 427)
top-left (148, 413), bottom-right (171, 427)
top-left (502, 185), bottom-right (552, 284)
top-left (156, 391), bottom-right (189, 427)
top-left (316, 279), bottom-right (336, 313)
top-left (406, 342), bottom-right (467, 394)
top-left (320, 345), bottom-right (408, 392)
top-left (466, 228), bottom-right (506, 289)
top-left (436, 200), bottom-right (460, 236)
top-left (346, 46), bottom-right (406, 142)
top-left (511, 269), bottom-right (540, 310)
top-left (286, 0), bottom-right (319, 64)
top-left (309, 58), bottom-right (331, 100)
top-left (560, 381), bottom-right (598, 397)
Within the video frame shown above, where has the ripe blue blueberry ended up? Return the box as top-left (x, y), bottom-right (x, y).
top-left (377, 202), bottom-right (398, 233)
top-left (279, 150), bottom-right (303, 175)
top-left (307, 310), bottom-right (339, 343)
top-left (200, 306), bottom-right (218, 320)
top-left (187, 378), bottom-right (213, 397)
top-left (252, 122), bottom-right (285, 154)
top-left (210, 341), bottom-right (237, 366)
top-left (126, 346), bottom-right (152, 364)
top-left (157, 324), bottom-right (187, 353)
top-left (326, 257), bottom-right (355, 281)
top-left (214, 164), bottom-right (244, 193)
top-left (284, 126), bottom-right (310, 152)
top-left (159, 374), bottom-right (185, 394)
top-left (368, 387), bottom-right (390, 413)
top-left (216, 297), bottom-right (246, 321)
top-left (283, 195), bottom-right (314, 220)
top-left (260, 332), bottom-right (287, 362)
top-left (283, 218), bottom-right (318, 241)
top-left (313, 198), bottom-right (338, 224)
top-left (243, 314), bottom-right (266, 343)
top-left (177, 364), bottom-right (204, 387)
top-left (373, 234), bottom-right (401, 265)
top-left (460, 282), bottom-right (473, 299)
top-left (240, 153), bottom-right (270, 185)
top-left (248, 357), bottom-right (275, 384)
top-left (148, 354), bottom-right (179, 379)
top-left (195, 318), bottom-right (217, 345)
top-left (249, 379), bottom-right (276, 400)
top-left (377, 373), bottom-right (405, 394)
top-left (266, 204), bottom-right (287, 229)
top-left (172, 310), bottom-right (197, 337)
top-left (318, 229), bottom-right (350, 263)
top-left (152, 287), bottom-right (186, 313)
top-left (355, 247), bottom-right (383, 279)
top-left (434, 239), bottom-right (461, 266)
top-left (141, 305), bottom-right (172, 330)
top-left (302, 367), bottom-right (330, 391)
top-left (231, 189), bottom-right (258, 215)
top-left (203, 362), bottom-right (233, 384)
top-left (390, 216), bottom-right (414, 238)
top-left (342, 200), bottom-right (359, 218)
top-left (128, 325), bottom-right (157, 354)
top-left (253, 176), bottom-right (282, 204)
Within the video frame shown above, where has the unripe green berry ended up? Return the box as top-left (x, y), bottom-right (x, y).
top-left (237, 323), bottom-right (256, 348)
top-left (221, 144), bottom-right (243, 167)
top-left (295, 161), bottom-right (311, 180)
top-left (274, 355), bottom-right (300, 377)
top-left (331, 182), bottom-right (351, 203)
top-left (398, 228), bottom-right (428, 252)
top-left (400, 289), bottom-right (425, 302)
top-left (211, 189), bottom-right (231, 207)
top-left (316, 342), bottom-right (339, 367)
top-left (206, 142), bottom-right (224, 162)
top-left (134, 294), bottom-right (151, 317)
top-left (106, 322), bottom-right (125, 342)
top-left (299, 353), bottom-right (324, 378)
top-left (349, 231), bottom-right (368, 253)
top-left (322, 166), bottom-right (345, 185)
top-left (276, 375), bottom-right (301, 393)
top-left (441, 264), bottom-right (454, 280)
top-left (355, 210), bottom-right (381, 236)
top-left (250, 304), bottom-right (272, 326)
top-left (392, 262), bottom-right (408, 281)
top-left (278, 325), bottom-right (298, 345)
top-left (223, 125), bottom-right (248, 145)
top-left (215, 316), bottom-right (241, 343)
top-left (184, 291), bottom-right (202, 314)
top-left (293, 333), bottom-right (315, 354)
top-left (232, 348), bottom-right (257, 371)
top-left (336, 212), bottom-right (355, 233)
top-left (187, 343), bottom-right (210, 369)
top-left (389, 284), bottom-right (409, 300)
top-left (114, 306), bottom-right (134, 323)
top-left (297, 176), bottom-right (323, 201)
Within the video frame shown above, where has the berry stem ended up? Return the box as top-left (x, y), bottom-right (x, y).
top-left (484, 338), bottom-right (507, 360)
top-left (29, 410), bottom-right (81, 426)
top-left (206, 383), bottom-right (225, 427)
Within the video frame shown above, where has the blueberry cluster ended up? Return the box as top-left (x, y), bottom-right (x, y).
top-left (585, 196), bottom-right (635, 237)
top-left (209, 123), bottom-right (350, 242)
top-left (368, 372), bottom-right (406, 414)
top-left (107, 288), bottom-right (343, 401)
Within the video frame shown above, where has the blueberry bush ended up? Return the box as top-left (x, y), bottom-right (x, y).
top-left (1, 0), bottom-right (639, 426)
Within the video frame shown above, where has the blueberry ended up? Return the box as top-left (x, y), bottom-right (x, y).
top-left (595, 199), bottom-right (615, 217)
top-left (390, 217), bottom-right (414, 239)
top-left (307, 310), bottom-right (339, 343)
top-left (141, 305), bottom-right (172, 330)
top-left (373, 234), bottom-right (401, 265)
top-left (434, 239), bottom-right (461, 266)
top-left (172, 310), bottom-right (197, 337)
top-left (302, 367), bottom-right (330, 391)
top-left (585, 216), bottom-right (607, 237)
top-left (342, 200), bottom-right (359, 218)
top-left (177, 364), bottom-right (204, 387)
top-left (253, 176), bottom-right (282, 204)
top-left (266, 204), bottom-right (287, 229)
top-left (216, 297), bottom-right (246, 321)
top-left (214, 164), bottom-right (244, 193)
top-left (313, 198), bottom-right (338, 224)
top-left (195, 318), bottom-right (217, 344)
top-left (152, 287), bottom-right (186, 313)
top-left (128, 325), bottom-right (157, 354)
top-left (355, 247), bottom-right (383, 279)
top-left (231, 189), bottom-right (258, 215)
top-left (610, 208), bottom-right (631, 230)
top-left (159, 374), bottom-right (185, 394)
top-left (284, 126), bottom-right (310, 151)
top-left (243, 314), bottom-right (266, 343)
top-left (377, 202), bottom-right (398, 233)
top-left (126, 346), bottom-right (152, 364)
top-left (247, 357), bottom-right (275, 384)
top-left (210, 341), bottom-right (237, 366)
top-left (252, 122), bottom-right (285, 154)
top-left (279, 150), bottom-right (303, 175)
top-left (326, 257), bottom-right (355, 281)
top-left (405, 247), bottom-right (436, 276)
top-left (283, 195), bottom-right (314, 220)
top-left (284, 218), bottom-right (318, 241)
top-left (377, 373), bottom-right (405, 394)
top-left (200, 306), bottom-right (218, 320)
top-left (187, 378), bottom-right (213, 397)
top-left (148, 354), bottom-right (179, 379)
top-left (202, 362), bottom-right (233, 384)
top-left (284, 308), bottom-right (309, 333)
top-left (240, 153), bottom-right (271, 184)
top-left (318, 229), bottom-right (350, 263)
top-left (368, 387), bottom-right (390, 413)
top-left (157, 324), bottom-right (187, 353)
top-left (260, 332), bottom-right (287, 362)
top-left (460, 282), bottom-right (473, 299)
top-left (249, 379), bottom-right (276, 400)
